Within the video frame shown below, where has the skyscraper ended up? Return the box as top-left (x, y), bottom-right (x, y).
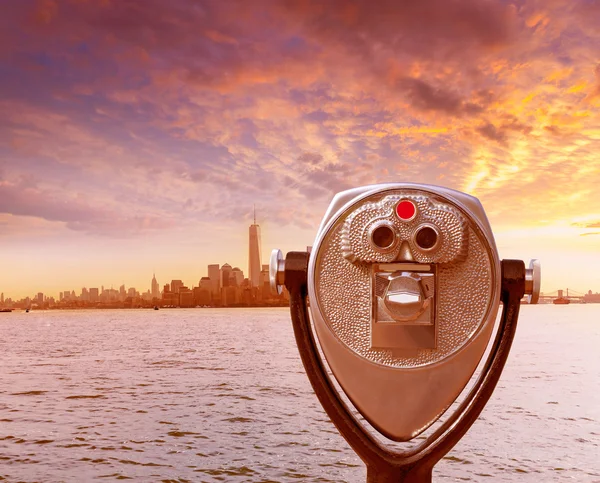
top-left (248, 206), bottom-right (262, 288)
top-left (151, 273), bottom-right (159, 299)
top-left (221, 263), bottom-right (232, 288)
top-left (171, 280), bottom-right (184, 294)
top-left (231, 267), bottom-right (244, 287)
top-left (208, 264), bottom-right (220, 296)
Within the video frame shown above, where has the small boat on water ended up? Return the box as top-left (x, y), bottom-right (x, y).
top-left (154, 306), bottom-right (159, 310)
top-left (0, 308), bottom-right (13, 313)
top-left (553, 289), bottom-right (571, 304)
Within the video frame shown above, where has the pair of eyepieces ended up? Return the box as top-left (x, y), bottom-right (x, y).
top-left (371, 224), bottom-right (439, 251)
top-left (370, 200), bottom-right (439, 251)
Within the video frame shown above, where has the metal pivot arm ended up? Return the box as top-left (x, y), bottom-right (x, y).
top-left (284, 251), bottom-right (525, 483)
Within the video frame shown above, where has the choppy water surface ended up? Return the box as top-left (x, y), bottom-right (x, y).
top-left (0, 306), bottom-right (598, 482)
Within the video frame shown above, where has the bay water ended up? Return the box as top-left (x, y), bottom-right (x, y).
top-left (1, 305), bottom-right (598, 482)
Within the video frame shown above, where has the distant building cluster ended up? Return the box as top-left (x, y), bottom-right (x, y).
top-left (0, 216), bottom-right (289, 310)
top-left (160, 260), bottom-right (284, 308)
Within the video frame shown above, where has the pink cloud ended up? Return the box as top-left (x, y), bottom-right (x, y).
top-left (395, 77), bottom-right (486, 116)
top-left (0, 180), bottom-right (175, 236)
top-left (277, 0), bottom-right (516, 53)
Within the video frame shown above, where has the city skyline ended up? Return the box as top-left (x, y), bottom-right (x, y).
top-left (2, 234), bottom-right (599, 303)
top-left (0, 255), bottom-right (284, 308)
top-left (2, 261), bottom-right (599, 306)
top-left (1, 1), bottom-right (599, 298)
top-left (2, 212), bottom-right (269, 302)
top-left (0, 221), bottom-right (277, 307)
top-left (0, 258), bottom-right (258, 302)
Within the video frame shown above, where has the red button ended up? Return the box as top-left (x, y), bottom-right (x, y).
top-left (396, 200), bottom-right (416, 220)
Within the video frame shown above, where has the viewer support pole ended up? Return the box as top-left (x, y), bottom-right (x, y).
top-left (284, 251), bottom-right (525, 482)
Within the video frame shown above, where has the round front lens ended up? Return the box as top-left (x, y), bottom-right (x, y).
top-left (372, 225), bottom-right (395, 249)
top-left (415, 226), bottom-right (438, 250)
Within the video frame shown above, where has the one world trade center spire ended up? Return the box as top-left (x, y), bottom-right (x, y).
top-left (249, 205), bottom-right (262, 288)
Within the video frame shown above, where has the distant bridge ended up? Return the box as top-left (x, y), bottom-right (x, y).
top-left (537, 289), bottom-right (586, 303)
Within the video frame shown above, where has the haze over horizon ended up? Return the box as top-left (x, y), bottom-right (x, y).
top-left (1, 0), bottom-right (599, 300)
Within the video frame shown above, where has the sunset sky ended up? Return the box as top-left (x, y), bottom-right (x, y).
top-left (1, 0), bottom-right (599, 300)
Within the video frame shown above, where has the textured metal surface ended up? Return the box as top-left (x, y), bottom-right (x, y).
top-left (340, 194), bottom-right (468, 264)
top-left (314, 189), bottom-right (496, 368)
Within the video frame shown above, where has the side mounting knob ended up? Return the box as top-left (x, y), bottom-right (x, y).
top-left (269, 249), bottom-right (285, 295)
top-left (525, 259), bottom-right (541, 304)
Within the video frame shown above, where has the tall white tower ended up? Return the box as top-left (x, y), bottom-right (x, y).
top-left (249, 206), bottom-right (262, 288)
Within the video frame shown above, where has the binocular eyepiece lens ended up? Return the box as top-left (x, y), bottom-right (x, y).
top-left (415, 225), bottom-right (438, 250)
top-left (371, 225), bottom-right (396, 249)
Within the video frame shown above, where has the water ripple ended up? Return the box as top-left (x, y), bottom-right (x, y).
top-left (0, 306), bottom-right (598, 482)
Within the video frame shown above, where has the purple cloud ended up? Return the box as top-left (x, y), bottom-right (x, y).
top-left (0, 180), bottom-right (174, 236)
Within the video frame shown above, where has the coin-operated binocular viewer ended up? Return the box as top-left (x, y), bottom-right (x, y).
top-left (271, 183), bottom-right (540, 483)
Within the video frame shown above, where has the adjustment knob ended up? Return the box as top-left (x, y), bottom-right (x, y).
top-left (525, 259), bottom-right (541, 304)
top-left (269, 249), bottom-right (285, 295)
